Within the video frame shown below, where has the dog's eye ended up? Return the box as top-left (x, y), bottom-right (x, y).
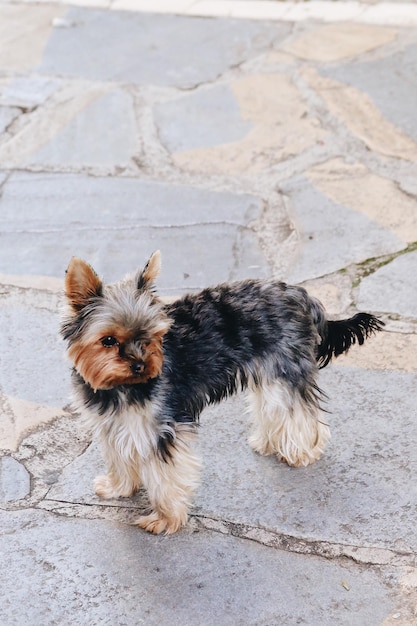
top-left (101, 336), bottom-right (119, 348)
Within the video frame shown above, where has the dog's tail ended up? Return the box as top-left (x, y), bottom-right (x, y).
top-left (316, 312), bottom-right (384, 368)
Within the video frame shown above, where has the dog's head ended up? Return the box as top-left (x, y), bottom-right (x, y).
top-left (61, 251), bottom-right (171, 391)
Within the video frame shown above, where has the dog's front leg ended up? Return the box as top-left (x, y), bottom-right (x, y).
top-left (94, 436), bottom-right (142, 499)
top-left (135, 430), bottom-right (201, 535)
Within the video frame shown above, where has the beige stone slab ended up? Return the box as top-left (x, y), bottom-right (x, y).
top-left (307, 159), bottom-right (417, 243)
top-left (0, 4), bottom-right (66, 74)
top-left (335, 331), bottom-right (417, 372)
top-left (0, 393), bottom-right (63, 452)
top-left (265, 51), bottom-right (296, 66)
top-left (0, 273), bottom-right (63, 292)
top-left (174, 73), bottom-right (326, 175)
top-left (303, 67), bottom-right (417, 163)
top-left (283, 23), bottom-right (397, 63)
top-left (301, 276), bottom-right (354, 317)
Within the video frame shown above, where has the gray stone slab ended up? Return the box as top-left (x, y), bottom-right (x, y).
top-left (0, 172), bottom-right (267, 290)
top-left (52, 366), bottom-right (417, 553)
top-left (282, 176), bottom-right (404, 283)
top-left (0, 508), bottom-right (397, 625)
top-left (321, 44), bottom-right (417, 143)
top-left (29, 88), bottom-right (137, 168)
top-left (154, 84), bottom-right (253, 153)
top-left (0, 456), bottom-right (30, 502)
top-left (37, 9), bottom-right (291, 89)
top-left (358, 250), bottom-right (417, 317)
top-left (2, 172), bottom-right (260, 230)
top-left (0, 76), bottom-right (59, 109)
top-left (0, 291), bottom-right (70, 407)
top-left (47, 442), bottom-right (105, 504)
top-left (0, 225), bottom-right (268, 292)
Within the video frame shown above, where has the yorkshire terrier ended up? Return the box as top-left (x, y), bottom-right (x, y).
top-left (61, 251), bottom-right (383, 534)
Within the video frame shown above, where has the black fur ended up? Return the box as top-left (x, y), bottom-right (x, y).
top-left (317, 313), bottom-right (385, 368)
top-left (158, 281), bottom-right (323, 424)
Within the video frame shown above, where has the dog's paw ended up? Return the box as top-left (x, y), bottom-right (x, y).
top-left (248, 434), bottom-right (275, 456)
top-left (134, 511), bottom-right (186, 535)
top-left (94, 474), bottom-right (135, 499)
top-left (280, 451), bottom-right (321, 467)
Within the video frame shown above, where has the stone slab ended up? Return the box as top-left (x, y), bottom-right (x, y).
top-left (0, 290), bottom-right (70, 407)
top-left (0, 4), bottom-right (66, 73)
top-left (306, 159), bottom-right (417, 244)
top-left (154, 84), bottom-right (252, 153)
top-left (0, 508), bottom-right (399, 625)
top-left (282, 176), bottom-right (404, 283)
top-left (0, 172), bottom-right (267, 290)
top-left (0, 392), bottom-right (63, 452)
top-left (282, 22), bottom-right (397, 63)
top-left (303, 66), bottom-right (417, 162)
top-left (0, 76), bottom-right (60, 109)
top-left (0, 81), bottom-right (132, 169)
top-left (37, 9), bottom-right (291, 89)
top-left (50, 366), bottom-right (417, 553)
top-left (0, 225), bottom-right (268, 292)
top-left (335, 331), bottom-right (417, 373)
top-left (358, 250), bottom-right (417, 317)
top-left (171, 72), bottom-right (327, 176)
top-left (1, 172), bottom-right (260, 230)
top-left (28, 88), bottom-right (138, 168)
top-left (322, 44), bottom-right (417, 144)
top-left (0, 456), bottom-right (30, 502)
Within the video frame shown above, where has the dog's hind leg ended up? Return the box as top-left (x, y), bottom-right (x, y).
top-left (247, 379), bottom-right (330, 467)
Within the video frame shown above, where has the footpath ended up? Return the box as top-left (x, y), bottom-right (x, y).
top-left (1, 1), bottom-right (417, 624)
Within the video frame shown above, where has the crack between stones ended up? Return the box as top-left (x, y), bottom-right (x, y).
top-left (190, 514), bottom-right (417, 568)
top-left (34, 498), bottom-right (417, 568)
top-left (351, 242), bottom-right (417, 288)
top-left (0, 171), bottom-right (12, 196)
top-left (3, 222), bottom-right (255, 234)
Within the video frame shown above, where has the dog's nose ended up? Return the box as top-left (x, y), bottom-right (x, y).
top-left (131, 361), bottom-right (145, 375)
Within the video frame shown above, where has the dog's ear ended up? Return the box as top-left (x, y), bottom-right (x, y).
top-left (65, 257), bottom-right (103, 310)
top-left (137, 250), bottom-right (161, 291)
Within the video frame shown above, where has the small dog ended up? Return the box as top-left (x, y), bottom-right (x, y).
top-left (61, 251), bottom-right (383, 534)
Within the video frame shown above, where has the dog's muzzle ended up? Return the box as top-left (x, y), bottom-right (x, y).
top-left (130, 361), bottom-right (145, 375)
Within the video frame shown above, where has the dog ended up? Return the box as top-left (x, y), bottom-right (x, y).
top-left (61, 251), bottom-right (383, 534)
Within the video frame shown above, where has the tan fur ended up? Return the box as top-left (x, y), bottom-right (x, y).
top-left (65, 257), bottom-right (102, 310)
top-left (141, 250), bottom-right (161, 285)
top-left (68, 340), bottom-right (127, 391)
top-left (141, 333), bottom-right (165, 381)
top-left (68, 330), bottom-right (165, 391)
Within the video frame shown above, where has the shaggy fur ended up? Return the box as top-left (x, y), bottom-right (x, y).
top-left (61, 251), bottom-right (384, 534)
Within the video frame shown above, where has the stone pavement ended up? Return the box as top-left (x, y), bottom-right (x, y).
top-left (1, 0), bottom-right (417, 624)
